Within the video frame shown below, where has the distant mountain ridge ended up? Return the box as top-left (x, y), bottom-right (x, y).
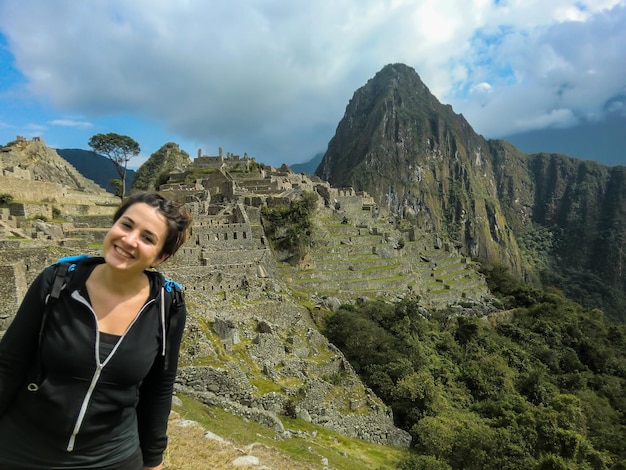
top-left (316, 63), bottom-right (626, 321)
top-left (289, 152), bottom-right (324, 175)
top-left (56, 148), bottom-right (136, 194)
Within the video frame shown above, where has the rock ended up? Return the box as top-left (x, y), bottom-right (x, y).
top-left (204, 430), bottom-right (225, 442)
top-left (296, 408), bottom-right (312, 422)
top-left (232, 455), bottom-right (260, 467)
top-left (171, 395), bottom-right (183, 407)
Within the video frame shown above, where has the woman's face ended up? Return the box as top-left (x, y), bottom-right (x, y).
top-left (102, 202), bottom-right (169, 274)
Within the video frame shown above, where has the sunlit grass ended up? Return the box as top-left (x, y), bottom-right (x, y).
top-left (166, 394), bottom-right (409, 469)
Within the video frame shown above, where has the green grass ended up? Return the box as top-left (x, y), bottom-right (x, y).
top-left (172, 394), bottom-right (409, 469)
top-left (249, 376), bottom-right (283, 394)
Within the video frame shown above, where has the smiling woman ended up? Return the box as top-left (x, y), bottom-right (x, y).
top-left (0, 191), bottom-right (192, 470)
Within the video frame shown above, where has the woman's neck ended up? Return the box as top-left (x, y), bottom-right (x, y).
top-left (91, 263), bottom-right (149, 296)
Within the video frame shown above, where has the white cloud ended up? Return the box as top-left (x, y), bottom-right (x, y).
top-left (514, 108), bottom-right (578, 130)
top-left (606, 99), bottom-right (626, 115)
top-left (25, 123), bottom-right (46, 131)
top-left (50, 119), bottom-right (92, 128)
top-left (449, 1), bottom-right (626, 136)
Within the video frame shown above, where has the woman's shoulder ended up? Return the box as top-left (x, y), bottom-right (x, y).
top-left (145, 269), bottom-right (183, 289)
top-left (49, 255), bottom-right (103, 276)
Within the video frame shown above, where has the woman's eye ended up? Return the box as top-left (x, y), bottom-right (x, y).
top-left (142, 235), bottom-right (155, 244)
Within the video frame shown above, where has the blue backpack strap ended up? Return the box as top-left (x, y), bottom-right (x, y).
top-left (163, 278), bottom-right (183, 293)
top-left (47, 255), bottom-right (90, 300)
top-left (55, 254), bottom-right (91, 264)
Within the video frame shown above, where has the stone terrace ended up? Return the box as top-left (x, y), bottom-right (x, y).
top-left (279, 203), bottom-right (492, 308)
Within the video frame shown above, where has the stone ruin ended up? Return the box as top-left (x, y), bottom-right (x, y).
top-left (0, 142), bottom-right (411, 448)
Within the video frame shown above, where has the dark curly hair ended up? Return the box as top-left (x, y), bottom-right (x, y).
top-left (113, 192), bottom-right (192, 259)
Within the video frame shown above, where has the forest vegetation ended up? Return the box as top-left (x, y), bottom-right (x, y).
top-left (324, 265), bottom-right (626, 469)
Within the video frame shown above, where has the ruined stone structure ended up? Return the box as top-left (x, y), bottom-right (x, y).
top-left (0, 141), bottom-right (413, 447)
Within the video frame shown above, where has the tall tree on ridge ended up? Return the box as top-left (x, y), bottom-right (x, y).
top-left (88, 133), bottom-right (140, 200)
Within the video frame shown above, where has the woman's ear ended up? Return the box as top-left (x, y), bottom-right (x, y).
top-left (151, 253), bottom-right (170, 268)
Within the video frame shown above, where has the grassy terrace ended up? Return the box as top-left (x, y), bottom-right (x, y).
top-left (276, 206), bottom-right (489, 305)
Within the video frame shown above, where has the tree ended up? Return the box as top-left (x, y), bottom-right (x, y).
top-left (261, 191), bottom-right (318, 263)
top-left (109, 179), bottom-right (123, 199)
top-left (88, 133), bottom-right (140, 200)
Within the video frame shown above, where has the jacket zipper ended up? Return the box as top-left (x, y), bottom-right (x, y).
top-left (66, 290), bottom-right (155, 452)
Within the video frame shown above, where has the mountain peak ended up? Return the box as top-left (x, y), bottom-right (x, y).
top-left (371, 63), bottom-right (430, 92)
top-left (315, 63), bottom-right (626, 321)
top-left (316, 63), bottom-right (478, 187)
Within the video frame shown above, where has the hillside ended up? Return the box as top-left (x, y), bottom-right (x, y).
top-left (0, 137), bottom-right (625, 468)
top-left (0, 137), bottom-right (108, 195)
top-left (316, 63), bottom-right (626, 322)
top-left (130, 142), bottom-right (191, 191)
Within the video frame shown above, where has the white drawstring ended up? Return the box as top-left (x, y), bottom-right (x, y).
top-left (160, 286), bottom-right (166, 357)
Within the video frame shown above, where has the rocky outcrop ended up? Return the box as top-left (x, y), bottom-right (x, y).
top-left (1, 136), bottom-right (109, 196)
top-left (131, 142), bottom-right (191, 191)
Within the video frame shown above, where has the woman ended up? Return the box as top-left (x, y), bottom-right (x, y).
top-left (0, 191), bottom-right (192, 469)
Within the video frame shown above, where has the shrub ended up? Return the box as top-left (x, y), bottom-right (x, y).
top-left (0, 193), bottom-right (14, 204)
top-left (397, 455), bottom-right (451, 470)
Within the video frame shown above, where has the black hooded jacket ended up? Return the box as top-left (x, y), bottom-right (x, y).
top-left (0, 257), bottom-right (186, 468)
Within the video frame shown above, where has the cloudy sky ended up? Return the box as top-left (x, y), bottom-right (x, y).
top-left (0, 0), bottom-right (624, 168)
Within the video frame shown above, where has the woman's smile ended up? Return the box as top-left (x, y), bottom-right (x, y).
top-left (114, 245), bottom-right (135, 259)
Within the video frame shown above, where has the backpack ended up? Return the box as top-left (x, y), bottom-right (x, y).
top-left (29, 254), bottom-right (183, 391)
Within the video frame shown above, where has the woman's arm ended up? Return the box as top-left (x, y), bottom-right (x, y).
top-left (0, 268), bottom-right (51, 417)
top-left (137, 291), bottom-right (187, 468)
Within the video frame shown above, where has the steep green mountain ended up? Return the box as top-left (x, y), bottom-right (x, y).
top-left (316, 63), bottom-right (626, 322)
top-left (317, 64), bottom-right (525, 273)
top-left (131, 142), bottom-right (191, 191)
top-left (56, 148), bottom-right (136, 194)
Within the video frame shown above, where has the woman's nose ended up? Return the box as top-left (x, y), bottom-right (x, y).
top-left (124, 230), bottom-right (139, 245)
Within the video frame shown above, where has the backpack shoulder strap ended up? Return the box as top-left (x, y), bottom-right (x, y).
top-left (46, 254), bottom-right (91, 302)
top-left (161, 277), bottom-right (184, 371)
top-left (48, 262), bottom-right (70, 302)
top-left (163, 278), bottom-right (183, 296)
top-left (29, 258), bottom-right (82, 391)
